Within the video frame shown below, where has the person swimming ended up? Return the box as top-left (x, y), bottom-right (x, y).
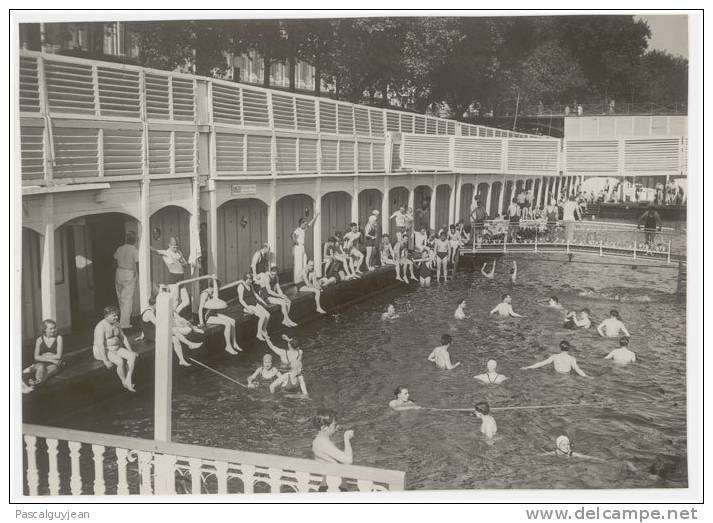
top-left (481, 260), bottom-right (496, 279)
top-left (389, 385), bottom-right (422, 411)
top-left (489, 294), bottom-right (523, 318)
top-left (604, 336), bottom-right (637, 364)
top-left (546, 296), bottom-right (563, 309)
top-left (542, 435), bottom-right (606, 462)
top-left (427, 334), bottom-right (461, 370)
top-left (597, 309), bottom-right (630, 338)
top-left (382, 304), bottom-right (400, 321)
top-left (474, 402), bottom-right (497, 439)
top-left (509, 260), bottom-right (517, 283)
top-left (247, 354), bottom-right (283, 388)
top-left (564, 308), bottom-right (591, 329)
top-left (473, 359), bottom-right (508, 384)
top-left (454, 299), bottom-right (468, 320)
top-left (269, 336), bottom-right (308, 396)
top-left (521, 340), bottom-right (592, 378)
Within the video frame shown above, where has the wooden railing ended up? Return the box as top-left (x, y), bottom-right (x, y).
top-left (22, 424), bottom-right (405, 495)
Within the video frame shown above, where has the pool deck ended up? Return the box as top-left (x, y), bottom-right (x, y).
top-left (22, 266), bottom-right (405, 423)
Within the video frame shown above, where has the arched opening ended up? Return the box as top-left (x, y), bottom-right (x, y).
top-left (276, 194), bottom-right (314, 283)
top-left (388, 187), bottom-right (409, 230)
top-left (434, 184), bottom-right (451, 229)
top-left (489, 182), bottom-right (502, 217)
top-left (502, 181), bottom-right (515, 214)
top-left (55, 212), bottom-right (140, 335)
top-left (217, 198), bottom-right (268, 284)
top-left (475, 183), bottom-right (489, 216)
top-left (459, 183), bottom-right (475, 222)
top-left (358, 188), bottom-right (383, 232)
top-left (21, 227), bottom-right (42, 345)
top-left (321, 191), bottom-right (352, 241)
top-left (525, 179), bottom-right (533, 191)
top-left (413, 185), bottom-right (432, 230)
top-left (150, 206), bottom-right (192, 290)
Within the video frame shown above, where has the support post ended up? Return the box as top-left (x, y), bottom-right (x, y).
top-left (267, 181), bottom-right (277, 267)
top-left (138, 180), bottom-right (151, 309)
top-left (451, 175), bottom-right (460, 224)
top-left (313, 180), bottom-right (323, 277)
top-left (154, 289), bottom-right (175, 442)
top-left (351, 178), bottom-right (359, 223)
top-left (429, 179), bottom-right (437, 231)
top-left (485, 182), bottom-right (493, 217)
top-left (207, 180), bottom-right (218, 276)
top-left (40, 194), bottom-right (56, 321)
top-left (382, 177), bottom-right (390, 236)
top-left (497, 180), bottom-right (505, 218)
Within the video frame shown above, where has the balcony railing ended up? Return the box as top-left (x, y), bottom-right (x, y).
top-left (22, 424), bottom-right (405, 496)
top-left (520, 102), bottom-right (687, 117)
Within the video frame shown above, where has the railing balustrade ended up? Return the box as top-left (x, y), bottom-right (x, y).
top-left (23, 424), bottom-right (405, 496)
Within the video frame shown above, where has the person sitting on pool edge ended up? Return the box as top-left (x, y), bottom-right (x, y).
top-left (312, 408), bottom-right (355, 465)
top-left (597, 309), bottom-right (631, 338)
top-left (564, 308), bottom-right (592, 329)
top-left (237, 272), bottom-right (271, 341)
top-left (474, 401), bottom-right (497, 440)
top-left (473, 359), bottom-right (508, 384)
top-left (247, 354), bottom-right (283, 388)
top-left (521, 340), bottom-right (592, 378)
top-left (541, 435), bottom-right (606, 462)
top-left (93, 305), bottom-right (138, 391)
top-left (604, 336), bottom-right (637, 365)
top-left (428, 334), bottom-right (461, 370)
top-left (389, 386), bottom-right (422, 411)
top-left (490, 294), bottom-right (524, 318)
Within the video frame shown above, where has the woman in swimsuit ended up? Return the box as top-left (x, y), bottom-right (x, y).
top-left (331, 233), bottom-right (356, 280)
top-left (434, 232), bottom-right (451, 283)
top-left (379, 234), bottom-right (404, 282)
top-left (545, 198), bottom-right (559, 242)
top-left (141, 298), bottom-right (201, 366)
top-left (301, 260), bottom-right (333, 314)
top-left (27, 319), bottom-right (64, 386)
top-left (395, 232), bottom-right (417, 282)
top-left (237, 273), bottom-right (271, 341)
top-left (447, 225), bottom-right (461, 264)
top-left (416, 248), bottom-right (435, 287)
top-left (247, 354), bottom-right (283, 388)
top-left (473, 360), bottom-right (508, 384)
top-left (269, 336), bottom-right (308, 396)
top-left (364, 214), bottom-right (379, 271)
top-left (198, 279), bottom-right (242, 354)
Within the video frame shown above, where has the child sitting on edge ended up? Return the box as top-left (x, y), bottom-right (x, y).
top-left (474, 401), bottom-right (497, 439)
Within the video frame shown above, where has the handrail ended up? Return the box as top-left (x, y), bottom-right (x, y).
top-left (23, 423), bottom-right (405, 487)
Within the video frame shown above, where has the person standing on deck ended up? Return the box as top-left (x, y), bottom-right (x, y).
top-left (562, 195), bottom-right (582, 242)
top-left (364, 211), bottom-right (379, 271)
top-left (292, 213), bottom-right (319, 285)
top-left (638, 207), bottom-right (663, 246)
top-left (390, 206), bottom-right (408, 236)
top-left (251, 243), bottom-right (271, 277)
top-left (113, 231), bottom-right (139, 329)
top-left (151, 237), bottom-right (191, 319)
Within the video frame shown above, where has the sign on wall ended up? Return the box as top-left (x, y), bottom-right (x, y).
top-left (231, 184), bottom-right (257, 195)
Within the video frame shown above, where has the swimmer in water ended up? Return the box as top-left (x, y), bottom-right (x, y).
top-left (454, 299), bottom-right (469, 320)
top-left (521, 340), bottom-right (592, 378)
top-left (545, 296), bottom-right (563, 310)
top-left (473, 359), bottom-right (508, 384)
top-left (269, 335), bottom-right (308, 396)
top-left (564, 308), bottom-right (591, 329)
top-left (428, 334), bottom-right (461, 370)
top-left (389, 386), bottom-right (422, 411)
top-left (597, 309), bottom-right (630, 338)
top-left (509, 260), bottom-right (517, 283)
top-left (381, 304), bottom-right (400, 321)
top-left (247, 354), bottom-right (283, 388)
top-left (474, 402), bottom-right (497, 439)
top-left (312, 409), bottom-right (354, 464)
top-left (481, 260), bottom-right (496, 279)
top-left (489, 294), bottom-right (524, 318)
top-left (604, 336), bottom-right (637, 364)
top-left (542, 435), bottom-right (606, 462)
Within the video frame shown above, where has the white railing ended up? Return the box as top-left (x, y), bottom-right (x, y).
top-left (23, 424), bottom-right (405, 496)
top-left (19, 50), bottom-right (541, 183)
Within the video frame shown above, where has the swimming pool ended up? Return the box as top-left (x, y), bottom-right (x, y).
top-left (52, 250), bottom-right (687, 491)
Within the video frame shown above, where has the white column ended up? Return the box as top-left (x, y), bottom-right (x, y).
top-left (267, 181), bottom-right (277, 268)
top-left (351, 178), bottom-right (359, 223)
top-left (429, 180), bottom-right (437, 231)
top-left (154, 289), bottom-right (175, 442)
top-left (40, 194), bottom-right (56, 321)
top-left (484, 183), bottom-right (493, 217)
top-left (497, 180), bottom-right (505, 217)
top-left (381, 177), bottom-right (390, 235)
top-left (138, 180), bottom-right (151, 309)
top-left (450, 175), bottom-right (459, 224)
top-left (313, 181), bottom-right (323, 277)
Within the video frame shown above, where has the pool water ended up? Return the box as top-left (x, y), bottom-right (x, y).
top-left (55, 255), bottom-right (687, 490)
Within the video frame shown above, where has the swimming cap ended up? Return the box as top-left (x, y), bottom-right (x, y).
top-left (556, 435), bottom-right (570, 451)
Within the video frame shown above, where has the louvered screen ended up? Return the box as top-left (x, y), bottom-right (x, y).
top-left (357, 142), bottom-right (372, 171)
top-left (276, 137), bottom-right (297, 173)
top-left (212, 83), bottom-right (242, 125)
top-left (242, 89), bottom-right (270, 127)
top-left (373, 143), bottom-right (385, 172)
top-left (320, 140), bottom-right (338, 171)
top-left (337, 104), bottom-right (354, 135)
top-left (20, 125), bottom-right (44, 180)
top-left (338, 141), bottom-right (355, 171)
top-left (145, 74), bottom-right (170, 119)
top-left (172, 78), bottom-right (195, 121)
top-left (272, 94), bottom-right (296, 130)
top-left (103, 129), bottom-right (142, 176)
top-left (386, 112), bottom-right (400, 132)
top-left (624, 139), bottom-right (680, 173)
top-left (148, 131), bottom-right (171, 174)
top-left (215, 133), bottom-right (245, 173)
top-left (52, 127), bottom-right (99, 177)
top-left (401, 134), bottom-right (450, 169)
top-left (437, 120), bottom-right (447, 135)
top-left (246, 135), bottom-right (271, 172)
top-left (319, 101), bottom-right (337, 134)
top-left (174, 131), bottom-right (196, 173)
top-left (298, 138), bottom-right (318, 172)
top-left (507, 139), bottom-right (558, 173)
top-left (45, 60), bottom-right (95, 114)
top-left (681, 138), bottom-right (687, 175)
top-left (400, 114), bottom-right (414, 133)
top-left (414, 116), bottom-right (426, 134)
top-left (426, 117), bottom-right (437, 135)
top-left (369, 109), bottom-right (384, 136)
top-left (295, 98), bottom-right (316, 132)
top-left (97, 67), bottom-right (140, 118)
top-left (446, 121), bottom-right (456, 135)
top-left (453, 138), bottom-right (502, 171)
top-left (354, 107), bottom-right (370, 137)
top-left (19, 56), bottom-right (41, 113)
top-left (391, 142), bottom-right (402, 171)
top-left (565, 140), bottom-right (619, 174)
